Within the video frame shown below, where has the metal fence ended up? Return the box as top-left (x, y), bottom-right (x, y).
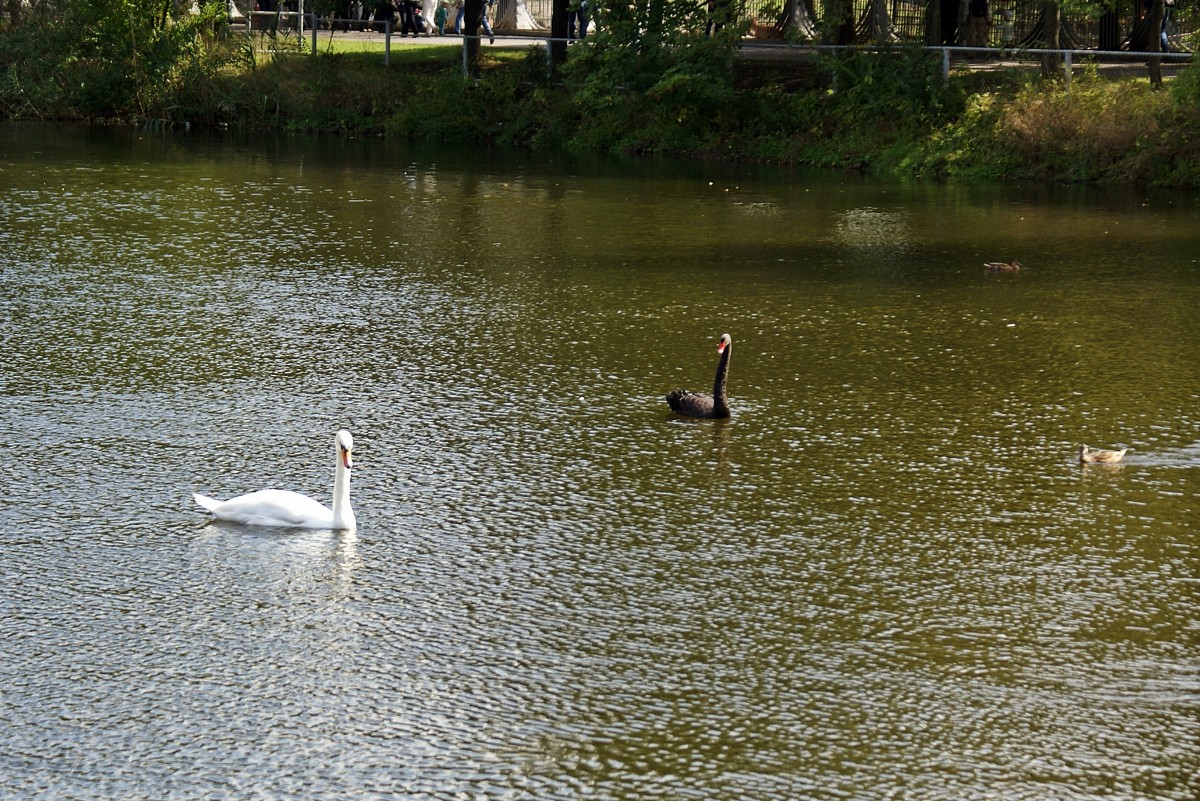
top-left (475, 0), bottom-right (1193, 51)
top-left (239, 10), bottom-right (1194, 88)
top-left (235, 1), bottom-right (1194, 53)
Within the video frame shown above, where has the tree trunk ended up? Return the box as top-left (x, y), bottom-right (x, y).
top-left (547, 0), bottom-right (568, 71)
top-left (463, 0), bottom-right (482, 74)
top-left (867, 0), bottom-right (894, 43)
top-left (646, 0), bottom-right (666, 41)
top-left (822, 0), bottom-right (855, 44)
top-left (494, 0), bottom-right (544, 31)
top-left (777, 0), bottom-right (817, 39)
top-left (4, 0), bottom-right (22, 27)
top-left (1098, 9), bottom-right (1118, 51)
top-left (934, 0), bottom-right (959, 45)
top-left (1129, 0), bottom-right (1165, 88)
top-left (1039, 0), bottom-right (1060, 77)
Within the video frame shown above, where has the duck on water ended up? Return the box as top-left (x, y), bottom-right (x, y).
top-left (1078, 443), bottom-right (1127, 464)
top-left (666, 334), bottom-right (732, 419)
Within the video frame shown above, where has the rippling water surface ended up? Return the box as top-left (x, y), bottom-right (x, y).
top-left (1, 124), bottom-right (1198, 800)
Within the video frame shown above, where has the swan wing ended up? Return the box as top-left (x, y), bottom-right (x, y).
top-left (194, 489), bottom-right (334, 528)
top-left (666, 390), bottom-right (715, 417)
top-left (192, 492), bottom-right (223, 513)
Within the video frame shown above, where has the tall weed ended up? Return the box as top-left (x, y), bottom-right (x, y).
top-left (995, 71), bottom-right (1168, 182)
top-left (903, 68), bottom-right (1186, 184)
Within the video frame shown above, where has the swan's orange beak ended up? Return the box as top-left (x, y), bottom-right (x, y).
top-left (341, 447), bottom-right (353, 470)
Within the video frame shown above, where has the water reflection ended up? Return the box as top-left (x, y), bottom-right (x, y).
top-left (190, 524), bottom-right (361, 599)
top-left (832, 205), bottom-right (913, 250)
top-left (1, 123), bottom-right (1198, 801)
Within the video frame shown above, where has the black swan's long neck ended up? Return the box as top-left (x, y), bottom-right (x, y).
top-left (712, 345), bottom-right (731, 415)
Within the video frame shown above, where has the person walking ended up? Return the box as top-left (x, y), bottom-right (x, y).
top-left (434, 0), bottom-right (449, 34)
top-left (399, 0), bottom-right (419, 36)
top-left (481, 0), bottom-right (495, 44)
top-left (998, 8), bottom-right (1014, 47)
top-left (966, 0), bottom-right (992, 48)
top-left (568, 0), bottom-right (589, 39)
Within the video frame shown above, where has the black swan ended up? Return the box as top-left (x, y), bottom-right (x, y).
top-left (666, 333), bottom-right (732, 419)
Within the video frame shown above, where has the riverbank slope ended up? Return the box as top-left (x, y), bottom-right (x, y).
top-left (2, 23), bottom-right (1198, 188)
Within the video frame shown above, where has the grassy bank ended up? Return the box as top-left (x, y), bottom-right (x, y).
top-left (196, 45), bottom-right (1200, 188)
top-left (3, 15), bottom-right (1199, 188)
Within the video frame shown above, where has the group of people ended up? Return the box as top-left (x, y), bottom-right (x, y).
top-left (314, 0), bottom-right (495, 40)
top-left (403, 0), bottom-right (493, 39)
top-left (964, 0), bottom-right (1014, 49)
top-left (384, 0), bottom-right (439, 37)
top-left (308, 0), bottom-right (592, 41)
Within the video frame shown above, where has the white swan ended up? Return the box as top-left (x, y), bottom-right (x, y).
top-left (193, 430), bottom-right (357, 532)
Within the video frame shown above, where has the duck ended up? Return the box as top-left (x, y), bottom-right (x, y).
top-left (193, 429), bottom-right (357, 531)
top-left (985, 260), bottom-right (1021, 272)
top-left (1078, 444), bottom-right (1127, 464)
top-left (666, 333), bottom-right (732, 419)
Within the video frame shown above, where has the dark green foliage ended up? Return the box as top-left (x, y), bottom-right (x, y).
top-left (0, 0), bottom-right (240, 119)
top-left (1154, 56), bottom-right (1200, 186)
top-left (821, 46), bottom-right (963, 127)
top-left (814, 45), bottom-right (966, 167)
top-left (557, 4), bottom-right (744, 154)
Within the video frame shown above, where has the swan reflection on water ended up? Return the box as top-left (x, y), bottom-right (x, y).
top-left (191, 524), bottom-right (362, 603)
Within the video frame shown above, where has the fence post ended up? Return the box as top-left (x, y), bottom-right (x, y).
top-left (385, 19), bottom-right (392, 66)
top-left (1064, 49), bottom-right (1071, 88)
top-left (942, 46), bottom-right (950, 81)
top-left (310, 14), bottom-right (317, 55)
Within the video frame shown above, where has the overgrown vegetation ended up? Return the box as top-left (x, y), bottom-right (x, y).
top-left (2, 0), bottom-right (1199, 188)
top-left (0, 0), bottom-right (245, 119)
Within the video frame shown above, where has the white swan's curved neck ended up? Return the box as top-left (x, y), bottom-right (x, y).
top-left (331, 459), bottom-right (355, 531)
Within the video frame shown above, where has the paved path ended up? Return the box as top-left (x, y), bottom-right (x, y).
top-left (289, 26), bottom-right (1189, 78)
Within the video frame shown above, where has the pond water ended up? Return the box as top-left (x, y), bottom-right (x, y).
top-left (1, 123), bottom-right (1198, 801)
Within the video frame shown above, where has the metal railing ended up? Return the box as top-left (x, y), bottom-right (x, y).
top-left (234, 0), bottom-right (1195, 46)
top-left (933, 44), bottom-right (1193, 84)
top-left (237, 10), bottom-right (1194, 85)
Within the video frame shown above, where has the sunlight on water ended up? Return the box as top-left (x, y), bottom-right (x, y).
top-left (1, 124), bottom-right (1198, 801)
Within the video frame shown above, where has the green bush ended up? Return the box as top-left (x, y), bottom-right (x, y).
top-left (558, 5), bottom-right (743, 154)
top-left (0, 0), bottom-right (240, 119)
top-left (903, 69), bottom-right (1176, 183)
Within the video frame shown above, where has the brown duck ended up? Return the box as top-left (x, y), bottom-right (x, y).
top-left (1078, 444), bottom-right (1127, 464)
